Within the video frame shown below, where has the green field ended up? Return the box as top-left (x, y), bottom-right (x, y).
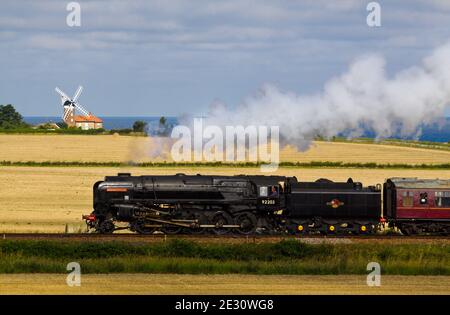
top-left (1, 239), bottom-right (448, 275)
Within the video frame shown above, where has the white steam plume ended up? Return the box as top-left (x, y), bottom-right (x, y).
top-left (202, 43), bottom-right (450, 149)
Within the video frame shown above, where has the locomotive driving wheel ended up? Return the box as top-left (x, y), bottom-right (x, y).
top-left (210, 211), bottom-right (233, 235)
top-left (131, 219), bottom-right (156, 235)
top-left (185, 214), bottom-right (207, 234)
top-left (234, 212), bottom-right (257, 235)
top-left (161, 224), bottom-right (182, 235)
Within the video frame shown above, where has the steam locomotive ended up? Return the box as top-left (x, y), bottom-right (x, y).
top-left (83, 173), bottom-right (450, 235)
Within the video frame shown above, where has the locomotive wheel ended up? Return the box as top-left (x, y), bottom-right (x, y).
top-left (183, 227), bottom-right (204, 234)
top-left (234, 212), bottom-right (257, 235)
top-left (398, 223), bottom-right (420, 236)
top-left (296, 223), bottom-right (308, 235)
top-left (401, 227), bottom-right (411, 236)
top-left (326, 224), bottom-right (336, 235)
top-left (186, 214), bottom-right (207, 234)
top-left (161, 224), bottom-right (182, 235)
top-left (183, 222), bottom-right (205, 235)
top-left (354, 224), bottom-right (368, 235)
top-left (400, 225), bottom-right (416, 236)
top-left (210, 211), bottom-right (233, 235)
top-left (98, 220), bottom-right (115, 234)
top-left (132, 220), bottom-right (156, 235)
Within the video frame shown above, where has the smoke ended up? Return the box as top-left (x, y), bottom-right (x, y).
top-left (202, 43), bottom-right (450, 150)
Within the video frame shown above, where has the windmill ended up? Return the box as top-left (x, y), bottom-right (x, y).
top-left (55, 86), bottom-right (91, 126)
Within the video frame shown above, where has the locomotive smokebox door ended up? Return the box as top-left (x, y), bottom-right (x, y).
top-left (257, 185), bottom-right (280, 209)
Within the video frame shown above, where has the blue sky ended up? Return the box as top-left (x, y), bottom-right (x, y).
top-left (1, 0), bottom-right (450, 116)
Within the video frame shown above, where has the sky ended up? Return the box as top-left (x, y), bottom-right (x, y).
top-left (1, 0), bottom-right (450, 117)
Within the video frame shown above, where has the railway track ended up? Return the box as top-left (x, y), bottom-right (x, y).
top-left (1, 233), bottom-right (449, 243)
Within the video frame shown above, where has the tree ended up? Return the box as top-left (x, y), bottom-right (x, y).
top-left (157, 116), bottom-right (170, 136)
top-left (0, 104), bottom-right (26, 129)
top-left (38, 123), bottom-right (57, 130)
top-left (133, 120), bottom-right (148, 133)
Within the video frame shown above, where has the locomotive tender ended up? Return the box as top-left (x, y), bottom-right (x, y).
top-left (83, 173), bottom-right (450, 235)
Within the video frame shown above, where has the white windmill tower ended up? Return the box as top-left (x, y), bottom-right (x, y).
top-left (55, 86), bottom-right (91, 126)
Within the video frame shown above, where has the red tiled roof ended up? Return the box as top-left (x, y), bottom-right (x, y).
top-left (73, 115), bottom-right (103, 123)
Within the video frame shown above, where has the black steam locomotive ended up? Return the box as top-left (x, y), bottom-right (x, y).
top-left (83, 173), bottom-right (383, 235)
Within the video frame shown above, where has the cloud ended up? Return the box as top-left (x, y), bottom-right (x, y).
top-left (27, 34), bottom-right (83, 50)
top-left (1, 0), bottom-right (450, 117)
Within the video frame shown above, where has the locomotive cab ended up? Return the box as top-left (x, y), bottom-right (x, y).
top-left (257, 184), bottom-right (282, 209)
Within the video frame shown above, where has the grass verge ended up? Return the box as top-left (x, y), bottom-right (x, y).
top-left (0, 239), bottom-right (448, 275)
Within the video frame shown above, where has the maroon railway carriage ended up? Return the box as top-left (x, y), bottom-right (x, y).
top-left (384, 177), bottom-right (450, 235)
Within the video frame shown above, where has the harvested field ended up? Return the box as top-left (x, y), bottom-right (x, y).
top-left (1, 166), bottom-right (450, 233)
top-left (0, 134), bottom-right (449, 164)
top-left (280, 142), bottom-right (450, 164)
top-left (0, 274), bottom-right (448, 295)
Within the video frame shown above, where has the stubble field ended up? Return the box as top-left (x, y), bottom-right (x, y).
top-left (1, 274), bottom-right (449, 295)
top-left (1, 134), bottom-right (449, 164)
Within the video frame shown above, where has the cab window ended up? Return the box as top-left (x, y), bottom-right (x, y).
top-left (259, 186), bottom-right (279, 198)
top-left (259, 186), bottom-right (268, 197)
top-left (268, 186), bottom-right (279, 198)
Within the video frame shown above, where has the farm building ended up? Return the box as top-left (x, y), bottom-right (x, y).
top-left (73, 113), bottom-right (103, 130)
top-left (72, 114), bottom-right (103, 130)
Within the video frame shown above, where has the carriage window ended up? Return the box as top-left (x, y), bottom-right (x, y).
top-left (419, 192), bottom-right (428, 205)
top-left (435, 191), bottom-right (450, 207)
top-left (402, 191), bottom-right (413, 207)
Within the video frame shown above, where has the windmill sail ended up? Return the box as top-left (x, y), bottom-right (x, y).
top-left (74, 102), bottom-right (90, 116)
top-left (72, 86), bottom-right (83, 102)
top-left (55, 87), bottom-right (71, 105)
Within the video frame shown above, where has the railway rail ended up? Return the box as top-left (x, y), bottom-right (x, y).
top-left (1, 233), bottom-right (449, 243)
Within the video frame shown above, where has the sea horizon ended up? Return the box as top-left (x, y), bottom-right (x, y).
top-left (23, 116), bottom-right (450, 143)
